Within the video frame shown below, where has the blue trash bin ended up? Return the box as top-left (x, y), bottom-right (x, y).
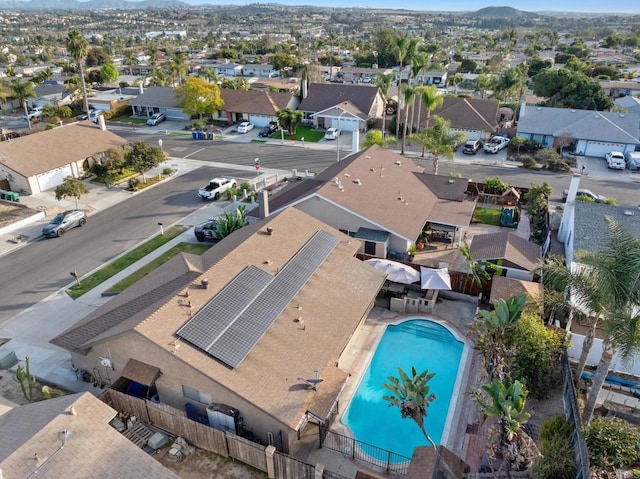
top-left (192, 132), bottom-right (197, 140)
top-left (198, 131), bottom-right (204, 140)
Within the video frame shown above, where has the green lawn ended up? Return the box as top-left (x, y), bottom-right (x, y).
top-left (105, 242), bottom-right (212, 294)
top-left (108, 116), bottom-right (148, 124)
top-left (473, 207), bottom-right (502, 226)
top-left (278, 126), bottom-right (325, 143)
top-left (91, 168), bottom-right (137, 185)
top-left (66, 226), bottom-right (188, 299)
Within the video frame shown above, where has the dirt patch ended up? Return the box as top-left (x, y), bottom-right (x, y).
top-left (156, 447), bottom-right (267, 479)
top-left (0, 200), bottom-right (41, 230)
top-left (0, 368), bottom-right (51, 405)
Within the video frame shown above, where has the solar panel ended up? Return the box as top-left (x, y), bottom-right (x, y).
top-left (177, 230), bottom-right (340, 368)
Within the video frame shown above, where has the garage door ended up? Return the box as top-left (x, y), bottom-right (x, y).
top-left (584, 141), bottom-right (626, 158)
top-left (249, 115), bottom-right (271, 127)
top-left (332, 117), bottom-right (360, 132)
top-left (37, 165), bottom-right (72, 192)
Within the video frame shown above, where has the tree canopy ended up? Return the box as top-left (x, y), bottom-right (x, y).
top-left (125, 141), bottom-right (166, 181)
top-left (54, 177), bottom-right (89, 209)
top-left (174, 76), bottom-right (224, 119)
top-left (532, 68), bottom-right (613, 111)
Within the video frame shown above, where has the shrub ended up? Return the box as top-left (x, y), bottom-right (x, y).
top-left (162, 167), bottom-right (173, 175)
top-left (483, 176), bottom-right (509, 194)
top-left (584, 416), bottom-right (640, 470)
top-left (90, 163), bottom-right (109, 177)
top-left (519, 155), bottom-right (538, 169)
top-left (103, 104), bottom-right (132, 120)
top-left (534, 417), bottom-right (577, 479)
top-left (239, 181), bottom-right (251, 191)
top-left (128, 177), bottom-right (141, 190)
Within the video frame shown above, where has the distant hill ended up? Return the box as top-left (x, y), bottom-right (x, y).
top-left (0, 0), bottom-right (188, 9)
top-left (463, 6), bottom-right (539, 18)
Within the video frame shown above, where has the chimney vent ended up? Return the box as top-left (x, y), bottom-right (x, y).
top-left (201, 278), bottom-right (209, 289)
top-left (258, 190), bottom-right (270, 219)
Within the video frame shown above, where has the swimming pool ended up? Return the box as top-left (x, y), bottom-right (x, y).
top-left (343, 319), bottom-right (465, 458)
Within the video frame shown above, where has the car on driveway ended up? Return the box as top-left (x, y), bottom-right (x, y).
top-left (42, 209), bottom-right (87, 238)
top-left (147, 113), bottom-right (166, 126)
top-left (237, 122), bottom-right (254, 133)
top-left (258, 123), bottom-right (278, 137)
top-left (605, 151), bottom-right (625, 170)
top-left (324, 127), bottom-right (341, 140)
top-left (198, 177), bottom-right (237, 200)
top-left (22, 107), bottom-right (43, 121)
top-left (562, 189), bottom-right (606, 203)
top-left (462, 140), bottom-right (482, 155)
top-left (483, 136), bottom-right (510, 154)
top-left (194, 219), bottom-right (220, 242)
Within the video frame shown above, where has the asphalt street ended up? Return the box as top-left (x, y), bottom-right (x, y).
top-left (0, 167), bottom-right (248, 324)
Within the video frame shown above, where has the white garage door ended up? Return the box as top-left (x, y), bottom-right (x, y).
top-left (584, 141), bottom-right (626, 158)
top-left (331, 117), bottom-right (360, 132)
top-left (249, 115), bottom-right (271, 127)
top-left (37, 165), bottom-right (73, 192)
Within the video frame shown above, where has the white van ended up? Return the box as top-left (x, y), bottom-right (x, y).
top-left (625, 151), bottom-right (640, 171)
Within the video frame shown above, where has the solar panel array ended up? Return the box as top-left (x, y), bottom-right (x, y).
top-left (176, 230), bottom-right (340, 368)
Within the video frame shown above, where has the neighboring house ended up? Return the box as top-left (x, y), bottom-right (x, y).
top-left (417, 96), bottom-right (500, 141)
top-left (469, 231), bottom-right (541, 281)
top-left (614, 94), bottom-right (640, 115)
top-left (119, 64), bottom-right (156, 76)
top-left (129, 86), bottom-right (190, 120)
top-left (599, 80), bottom-right (640, 98)
top-left (87, 88), bottom-right (137, 113)
top-left (312, 101), bottom-right (368, 133)
top-left (213, 62), bottom-right (243, 77)
top-left (516, 103), bottom-right (640, 157)
top-left (0, 392), bottom-right (179, 479)
top-left (413, 69), bottom-right (448, 87)
top-left (242, 63), bottom-right (279, 78)
top-left (50, 207), bottom-right (385, 453)
top-left (489, 275), bottom-right (543, 304)
top-left (250, 145), bottom-right (477, 258)
top-left (0, 122), bottom-right (128, 194)
top-left (213, 89), bottom-right (299, 126)
top-left (339, 66), bottom-right (393, 84)
top-left (298, 83), bottom-right (385, 130)
top-left (33, 84), bottom-right (72, 109)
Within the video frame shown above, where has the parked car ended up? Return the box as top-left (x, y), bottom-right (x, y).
top-left (22, 107), bottom-right (43, 121)
top-left (89, 110), bottom-right (105, 123)
top-left (462, 140), bottom-right (482, 155)
top-left (198, 177), bottom-right (237, 200)
top-left (562, 189), bottom-right (606, 203)
top-left (483, 136), bottom-right (510, 154)
top-left (605, 151), bottom-right (625, 170)
top-left (194, 219), bottom-right (220, 242)
top-left (625, 151), bottom-right (640, 171)
top-left (324, 127), bottom-right (341, 140)
top-left (147, 113), bottom-right (166, 126)
top-left (42, 209), bottom-right (87, 237)
top-left (258, 123), bottom-right (278, 137)
top-left (237, 122), bottom-right (254, 133)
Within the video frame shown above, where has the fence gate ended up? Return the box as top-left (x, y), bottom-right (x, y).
top-left (274, 451), bottom-right (315, 479)
top-left (226, 434), bottom-right (268, 472)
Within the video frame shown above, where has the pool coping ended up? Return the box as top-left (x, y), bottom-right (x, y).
top-left (334, 313), bottom-right (473, 457)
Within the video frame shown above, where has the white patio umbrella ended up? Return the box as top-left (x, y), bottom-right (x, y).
top-left (420, 267), bottom-right (452, 290)
top-left (364, 258), bottom-right (420, 284)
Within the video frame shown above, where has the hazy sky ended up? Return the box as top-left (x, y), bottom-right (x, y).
top-left (180, 0), bottom-right (640, 13)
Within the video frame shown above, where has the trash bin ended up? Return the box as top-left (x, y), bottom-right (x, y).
top-left (198, 131), bottom-right (205, 140)
top-left (0, 190), bottom-right (5, 200)
top-left (206, 132), bottom-right (214, 140)
top-left (5, 192), bottom-right (19, 202)
top-left (192, 132), bottom-right (198, 140)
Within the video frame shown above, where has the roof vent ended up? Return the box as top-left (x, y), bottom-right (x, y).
top-left (623, 210), bottom-right (635, 216)
top-left (395, 160), bottom-right (402, 165)
top-left (353, 179), bottom-right (362, 185)
top-left (365, 155), bottom-right (371, 159)
top-left (536, 107), bottom-right (541, 110)
top-left (571, 110), bottom-right (576, 113)
top-left (594, 115), bottom-right (600, 119)
top-left (370, 167), bottom-right (376, 172)
top-left (344, 173), bottom-right (351, 177)
top-left (620, 114), bottom-right (625, 118)
top-left (448, 179), bottom-right (455, 184)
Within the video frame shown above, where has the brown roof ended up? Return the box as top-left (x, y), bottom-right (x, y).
top-left (406, 446), bottom-right (470, 479)
top-left (417, 96), bottom-right (499, 132)
top-left (470, 231), bottom-right (541, 271)
top-left (220, 89), bottom-right (294, 116)
top-left (0, 123), bottom-right (128, 177)
top-left (315, 100), bottom-right (367, 120)
top-left (0, 392), bottom-right (179, 479)
top-left (299, 83), bottom-right (380, 117)
top-left (120, 358), bottom-right (161, 386)
top-left (490, 275), bottom-right (543, 303)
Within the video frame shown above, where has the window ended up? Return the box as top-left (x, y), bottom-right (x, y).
top-left (182, 385), bottom-right (212, 405)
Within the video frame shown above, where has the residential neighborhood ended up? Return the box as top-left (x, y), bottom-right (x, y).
top-left (0, 2), bottom-right (640, 478)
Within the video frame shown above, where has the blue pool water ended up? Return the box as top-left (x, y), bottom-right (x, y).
top-left (343, 319), bottom-right (464, 458)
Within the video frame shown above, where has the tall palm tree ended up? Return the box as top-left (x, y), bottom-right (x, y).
top-left (408, 116), bottom-right (465, 174)
top-left (66, 30), bottom-right (90, 115)
top-left (382, 366), bottom-right (437, 447)
top-left (11, 79), bottom-right (36, 130)
top-left (34, 67), bottom-right (53, 84)
top-left (471, 380), bottom-right (539, 477)
top-left (123, 49), bottom-right (137, 74)
top-left (400, 85), bottom-right (417, 155)
top-left (373, 73), bottom-right (391, 138)
top-left (409, 52), bottom-right (428, 129)
top-left (392, 34), bottom-right (410, 139)
top-left (169, 52), bottom-right (188, 86)
top-left (416, 85), bottom-right (443, 156)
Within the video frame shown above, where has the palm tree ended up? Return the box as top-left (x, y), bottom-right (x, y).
top-left (400, 85), bottom-right (417, 155)
top-left (416, 85), bottom-right (443, 156)
top-left (169, 52), bottom-right (188, 86)
top-left (408, 116), bottom-right (465, 174)
top-left (409, 52), bottom-right (429, 128)
top-left (35, 67), bottom-right (53, 84)
top-left (11, 79), bottom-right (36, 130)
top-left (123, 49), bottom-right (137, 74)
top-left (382, 366), bottom-right (437, 447)
top-left (66, 30), bottom-right (90, 115)
top-left (471, 380), bottom-right (539, 477)
top-left (373, 73), bottom-right (391, 138)
top-left (392, 34), bottom-right (410, 139)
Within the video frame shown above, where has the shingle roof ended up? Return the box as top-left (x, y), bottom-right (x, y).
top-left (418, 96), bottom-right (499, 132)
top-left (470, 231), bottom-right (541, 271)
top-left (299, 83), bottom-right (380, 117)
top-left (129, 86), bottom-right (180, 108)
top-left (574, 201), bottom-right (640, 253)
top-left (0, 123), bottom-right (128, 177)
top-left (0, 393), bottom-right (179, 479)
top-left (489, 275), bottom-right (543, 303)
top-left (220, 89), bottom-right (294, 116)
top-left (314, 100), bottom-right (367, 120)
top-left (517, 105), bottom-right (640, 144)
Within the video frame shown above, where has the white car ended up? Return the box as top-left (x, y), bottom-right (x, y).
top-left (237, 122), bottom-right (254, 134)
top-left (605, 151), bottom-right (625, 170)
top-left (22, 107), bottom-right (43, 120)
top-left (324, 127), bottom-right (341, 140)
top-left (198, 177), bottom-right (237, 200)
top-left (483, 136), bottom-right (510, 154)
top-left (146, 112), bottom-right (166, 126)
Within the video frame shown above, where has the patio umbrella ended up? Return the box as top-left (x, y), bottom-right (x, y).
top-left (420, 267), bottom-right (452, 290)
top-left (363, 258), bottom-right (420, 284)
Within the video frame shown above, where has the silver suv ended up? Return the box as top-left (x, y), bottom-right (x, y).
top-left (42, 210), bottom-right (87, 237)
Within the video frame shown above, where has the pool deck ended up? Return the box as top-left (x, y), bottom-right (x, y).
top-left (296, 297), bottom-right (487, 477)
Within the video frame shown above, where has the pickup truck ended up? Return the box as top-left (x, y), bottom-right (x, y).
top-left (483, 136), bottom-right (510, 154)
top-left (198, 177), bottom-right (237, 200)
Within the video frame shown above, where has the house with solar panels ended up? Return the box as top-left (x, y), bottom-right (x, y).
top-left (50, 207), bottom-right (385, 453)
